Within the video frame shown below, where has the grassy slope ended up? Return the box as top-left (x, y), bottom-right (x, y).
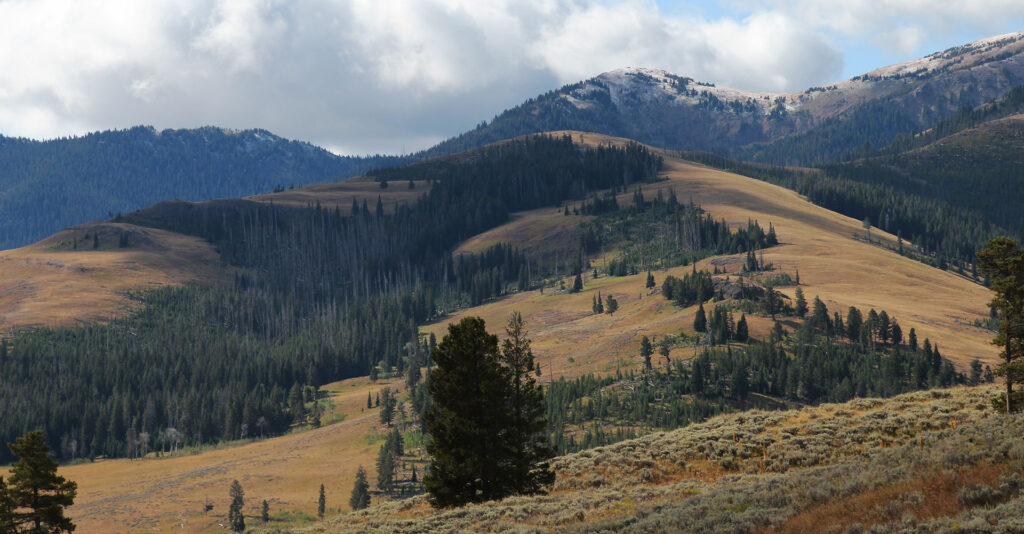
top-left (0, 222), bottom-right (226, 333)
top-left (428, 132), bottom-right (997, 373)
top-left (45, 376), bottom-right (408, 533)
top-left (304, 385), bottom-right (1022, 533)
top-left (0, 177), bottom-right (431, 333)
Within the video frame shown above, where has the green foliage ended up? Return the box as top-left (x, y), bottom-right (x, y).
top-left (228, 480), bottom-right (244, 533)
top-left (605, 295), bottom-right (619, 315)
top-left (693, 303), bottom-right (707, 333)
top-left (0, 476), bottom-right (14, 533)
top-left (349, 467), bottom-right (370, 511)
top-left (6, 430), bottom-right (77, 534)
top-left (424, 315), bottom-right (553, 507)
top-left (261, 500), bottom-right (270, 524)
top-left (977, 236), bottom-right (1024, 413)
top-left (424, 317), bottom-right (511, 507)
top-left (318, 484), bottom-right (326, 520)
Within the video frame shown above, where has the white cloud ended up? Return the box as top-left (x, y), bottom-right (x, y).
top-left (0, 0), bottom-right (1018, 154)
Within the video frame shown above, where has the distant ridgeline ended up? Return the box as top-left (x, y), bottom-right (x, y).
top-left (0, 126), bottom-right (387, 249)
top-left (0, 134), bottom-right (665, 462)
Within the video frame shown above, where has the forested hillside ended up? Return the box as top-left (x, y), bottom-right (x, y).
top-left (0, 135), bottom-right (663, 463)
top-left (0, 126), bottom-right (388, 249)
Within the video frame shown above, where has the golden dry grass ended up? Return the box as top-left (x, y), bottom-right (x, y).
top-left (0, 222), bottom-right (225, 333)
top-left (41, 376), bottom-right (406, 533)
top-left (425, 131), bottom-right (999, 374)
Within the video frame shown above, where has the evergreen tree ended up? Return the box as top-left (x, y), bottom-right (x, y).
top-left (595, 292), bottom-right (604, 314)
top-left (605, 295), bottom-right (618, 315)
top-left (794, 287), bottom-right (808, 318)
top-left (261, 499), bottom-right (270, 524)
top-left (228, 480), bottom-right (245, 533)
top-left (318, 484), bottom-right (326, 520)
top-left (498, 312), bottom-right (555, 496)
top-left (970, 359), bottom-right (984, 385)
top-left (640, 336), bottom-right (653, 372)
top-left (646, 271), bottom-right (655, 289)
top-left (0, 477), bottom-right (15, 533)
top-left (571, 273), bottom-right (583, 293)
top-left (6, 430), bottom-right (77, 533)
top-left (811, 297), bottom-right (830, 333)
top-left (658, 338), bottom-right (671, 367)
top-left (908, 327), bottom-right (918, 352)
top-left (736, 314), bottom-right (749, 342)
top-left (694, 303), bottom-right (707, 333)
top-left (379, 388), bottom-right (397, 427)
top-left (891, 320), bottom-right (903, 346)
top-left (846, 307), bottom-right (863, 341)
top-left (349, 466), bottom-right (371, 511)
top-left (977, 237), bottom-right (1024, 413)
top-left (376, 445), bottom-right (394, 493)
top-left (424, 317), bottom-right (512, 507)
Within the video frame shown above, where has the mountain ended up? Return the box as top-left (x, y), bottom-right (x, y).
top-left (426, 32), bottom-right (1024, 166)
top-left (0, 125), bottom-right (394, 249)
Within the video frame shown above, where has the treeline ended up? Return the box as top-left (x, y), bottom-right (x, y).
top-left (0, 135), bottom-right (663, 463)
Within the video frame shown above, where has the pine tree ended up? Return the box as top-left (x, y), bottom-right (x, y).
top-left (794, 287), bottom-right (808, 318)
top-left (571, 273), bottom-right (583, 293)
top-left (379, 388), bottom-right (396, 427)
top-left (694, 303), bottom-right (707, 333)
top-left (811, 296), bottom-right (830, 333)
top-left (367, 392), bottom-right (373, 409)
top-left (423, 317), bottom-right (512, 507)
top-left (736, 314), bottom-right (749, 342)
top-left (595, 292), bottom-right (604, 314)
top-left (318, 484), bottom-right (326, 520)
top-left (228, 480), bottom-right (245, 533)
top-left (261, 499), bottom-right (270, 524)
top-left (605, 295), bottom-right (618, 315)
top-left (376, 445), bottom-right (394, 493)
top-left (646, 271), bottom-right (655, 289)
top-left (0, 476), bottom-right (14, 533)
top-left (6, 430), bottom-right (77, 533)
top-left (908, 327), bottom-right (918, 352)
top-left (499, 312), bottom-right (555, 495)
top-left (349, 466), bottom-right (371, 511)
top-left (640, 336), bottom-right (653, 372)
top-left (846, 307), bottom-right (863, 341)
top-left (977, 237), bottom-right (1024, 413)
top-left (658, 338), bottom-right (671, 367)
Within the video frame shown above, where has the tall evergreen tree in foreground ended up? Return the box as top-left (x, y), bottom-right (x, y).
top-left (228, 480), bottom-right (244, 533)
top-left (499, 312), bottom-right (555, 495)
top-left (977, 236), bottom-right (1024, 413)
top-left (424, 315), bottom-right (552, 508)
top-left (6, 430), bottom-right (77, 533)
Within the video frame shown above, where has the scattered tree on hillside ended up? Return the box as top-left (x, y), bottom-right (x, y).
top-left (350, 466), bottom-right (371, 511)
top-left (376, 445), bottom-right (394, 493)
top-left (5, 430), bottom-right (77, 533)
top-left (228, 480), bottom-right (244, 533)
top-left (318, 484), bottom-right (326, 520)
top-left (605, 295), bottom-right (619, 315)
top-left (794, 287), bottom-right (808, 318)
top-left (379, 388), bottom-right (397, 427)
top-left (658, 338), bottom-right (671, 367)
top-left (646, 271), bottom-right (655, 289)
top-left (261, 499), bottom-right (270, 524)
top-left (640, 336), bottom-right (653, 372)
top-left (736, 314), bottom-right (749, 342)
top-left (571, 273), bottom-right (583, 293)
top-left (694, 303), bottom-right (707, 333)
top-left (592, 292), bottom-right (604, 314)
top-left (977, 236), bottom-right (1024, 413)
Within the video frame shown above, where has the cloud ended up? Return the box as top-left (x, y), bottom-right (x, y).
top-left (0, 0), bottom-right (1016, 154)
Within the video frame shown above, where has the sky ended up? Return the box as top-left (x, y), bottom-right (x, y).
top-left (0, 1), bottom-right (1023, 155)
